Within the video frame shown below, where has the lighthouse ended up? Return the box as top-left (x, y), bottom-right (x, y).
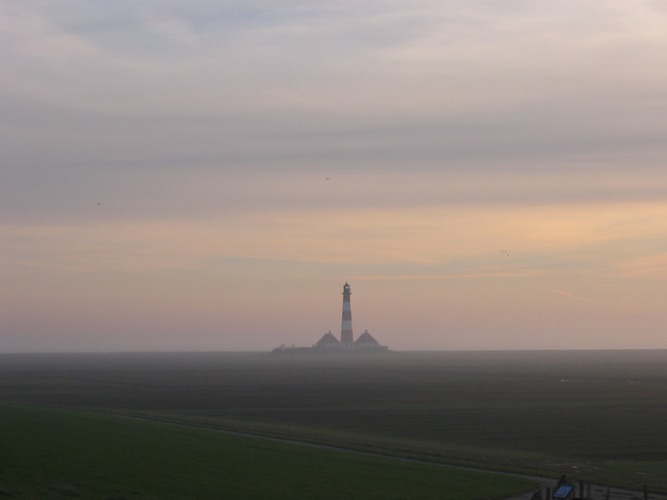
top-left (277, 282), bottom-right (387, 353)
top-left (340, 282), bottom-right (354, 348)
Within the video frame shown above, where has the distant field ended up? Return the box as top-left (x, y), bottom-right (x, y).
top-left (1, 350), bottom-right (667, 491)
top-left (0, 403), bottom-right (534, 499)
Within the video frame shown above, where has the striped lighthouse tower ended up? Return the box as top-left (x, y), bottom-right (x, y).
top-left (340, 282), bottom-right (354, 348)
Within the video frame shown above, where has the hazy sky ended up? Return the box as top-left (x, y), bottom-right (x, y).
top-left (2, 1), bottom-right (667, 352)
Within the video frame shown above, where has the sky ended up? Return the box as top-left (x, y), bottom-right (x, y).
top-left (2, 1), bottom-right (667, 352)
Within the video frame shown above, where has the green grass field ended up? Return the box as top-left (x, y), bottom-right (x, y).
top-left (2, 350), bottom-right (667, 492)
top-left (0, 403), bottom-right (534, 499)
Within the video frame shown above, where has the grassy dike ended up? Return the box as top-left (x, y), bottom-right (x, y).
top-left (0, 404), bottom-right (535, 499)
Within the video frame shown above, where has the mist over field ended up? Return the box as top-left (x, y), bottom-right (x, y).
top-left (2, 349), bottom-right (667, 495)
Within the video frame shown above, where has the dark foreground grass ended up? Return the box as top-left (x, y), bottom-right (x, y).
top-left (0, 404), bottom-right (534, 499)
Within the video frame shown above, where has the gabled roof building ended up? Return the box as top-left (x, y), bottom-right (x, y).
top-left (316, 331), bottom-right (341, 349)
top-left (354, 330), bottom-right (382, 349)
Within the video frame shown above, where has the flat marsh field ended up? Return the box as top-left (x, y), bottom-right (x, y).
top-left (0, 404), bottom-right (533, 499)
top-left (2, 349), bottom-right (667, 494)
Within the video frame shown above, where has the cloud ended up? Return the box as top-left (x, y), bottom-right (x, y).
top-left (614, 253), bottom-right (667, 280)
top-left (550, 288), bottom-right (627, 311)
top-left (3, 1), bottom-right (667, 350)
top-left (3, 0), bottom-right (666, 175)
